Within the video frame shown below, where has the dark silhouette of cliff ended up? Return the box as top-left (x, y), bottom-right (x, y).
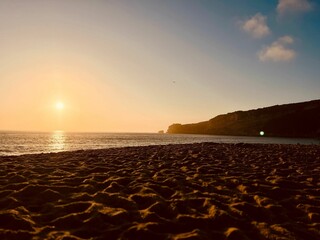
top-left (167, 100), bottom-right (320, 138)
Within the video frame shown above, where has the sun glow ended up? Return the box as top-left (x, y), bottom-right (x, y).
top-left (55, 101), bottom-right (65, 110)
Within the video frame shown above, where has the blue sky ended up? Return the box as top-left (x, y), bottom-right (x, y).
top-left (0, 0), bottom-right (319, 132)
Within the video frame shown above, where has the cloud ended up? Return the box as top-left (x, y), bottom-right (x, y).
top-left (241, 13), bottom-right (271, 38)
top-left (258, 36), bottom-right (296, 62)
top-left (277, 0), bottom-right (312, 14)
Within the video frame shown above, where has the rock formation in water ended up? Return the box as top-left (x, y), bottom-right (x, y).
top-left (167, 99), bottom-right (320, 138)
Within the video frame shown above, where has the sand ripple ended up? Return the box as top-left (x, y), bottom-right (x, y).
top-left (0, 143), bottom-right (319, 239)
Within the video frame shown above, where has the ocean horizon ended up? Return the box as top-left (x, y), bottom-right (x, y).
top-left (1, 131), bottom-right (319, 156)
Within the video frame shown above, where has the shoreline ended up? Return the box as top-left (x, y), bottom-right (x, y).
top-left (1, 131), bottom-right (320, 157)
top-left (1, 139), bottom-right (320, 158)
top-left (0, 142), bottom-right (319, 239)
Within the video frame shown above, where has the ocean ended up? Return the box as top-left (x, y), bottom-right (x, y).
top-left (0, 131), bottom-right (319, 156)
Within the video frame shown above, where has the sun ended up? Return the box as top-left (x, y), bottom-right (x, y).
top-left (55, 101), bottom-right (65, 110)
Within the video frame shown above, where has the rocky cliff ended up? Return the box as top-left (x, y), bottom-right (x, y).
top-left (167, 100), bottom-right (320, 138)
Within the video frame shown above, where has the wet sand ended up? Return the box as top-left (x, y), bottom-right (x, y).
top-left (0, 143), bottom-right (319, 239)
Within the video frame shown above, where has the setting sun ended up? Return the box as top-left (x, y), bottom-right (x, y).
top-left (55, 102), bottom-right (64, 110)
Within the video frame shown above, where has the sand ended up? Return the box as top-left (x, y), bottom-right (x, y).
top-left (0, 142), bottom-right (319, 240)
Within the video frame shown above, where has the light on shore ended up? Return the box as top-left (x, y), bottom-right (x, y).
top-left (260, 131), bottom-right (265, 136)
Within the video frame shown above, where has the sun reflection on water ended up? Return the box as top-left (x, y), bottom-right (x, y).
top-left (50, 131), bottom-right (66, 152)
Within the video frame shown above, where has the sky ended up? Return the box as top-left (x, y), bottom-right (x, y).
top-left (0, 0), bottom-right (319, 132)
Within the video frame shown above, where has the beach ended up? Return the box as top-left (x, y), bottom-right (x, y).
top-left (0, 143), bottom-right (319, 240)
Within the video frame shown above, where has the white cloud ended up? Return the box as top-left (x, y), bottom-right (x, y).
top-left (258, 36), bottom-right (296, 62)
top-left (277, 0), bottom-right (312, 14)
top-left (241, 13), bottom-right (271, 38)
top-left (278, 36), bottom-right (294, 44)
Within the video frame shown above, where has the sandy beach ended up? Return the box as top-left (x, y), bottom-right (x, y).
top-left (0, 142), bottom-right (319, 240)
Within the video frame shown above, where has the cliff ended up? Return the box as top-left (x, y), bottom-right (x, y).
top-left (167, 99), bottom-right (320, 138)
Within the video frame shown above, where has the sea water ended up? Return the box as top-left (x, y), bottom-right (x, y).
top-left (0, 131), bottom-right (319, 156)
